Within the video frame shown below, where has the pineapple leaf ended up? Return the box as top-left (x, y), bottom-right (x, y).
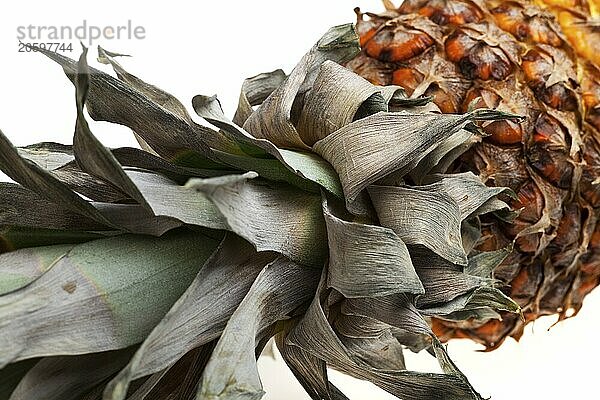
top-left (0, 227), bottom-right (102, 254)
top-left (186, 174), bottom-right (327, 267)
top-left (103, 234), bottom-right (274, 400)
top-left (409, 129), bottom-right (477, 184)
top-left (97, 45), bottom-right (242, 157)
top-left (0, 360), bottom-right (38, 400)
top-left (335, 314), bottom-right (407, 370)
top-left (36, 47), bottom-right (225, 164)
top-left (243, 24), bottom-right (360, 149)
top-left (288, 271), bottom-right (483, 400)
top-left (313, 110), bottom-right (520, 207)
top-left (0, 129), bottom-right (115, 228)
top-left (51, 163), bottom-right (132, 203)
top-left (0, 180), bottom-right (192, 236)
top-left (276, 332), bottom-right (349, 400)
top-left (297, 60), bottom-right (380, 146)
top-left (465, 246), bottom-right (513, 279)
top-left (379, 85), bottom-right (433, 107)
top-left (124, 169), bottom-right (228, 230)
top-left (368, 184), bottom-right (467, 265)
top-left (0, 182), bottom-right (108, 232)
top-left (423, 286), bottom-right (521, 321)
top-left (0, 243), bottom-right (74, 296)
top-left (9, 347), bottom-right (136, 400)
top-left (17, 142), bottom-right (74, 170)
top-left (313, 112), bottom-right (473, 206)
top-left (414, 266), bottom-right (487, 308)
top-left (322, 196), bottom-right (424, 297)
top-left (191, 94), bottom-right (345, 198)
top-left (0, 230), bottom-right (220, 368)
top-left (19, 143), bottom-right (234, 182)
top-left (199, 257), bottom-right (320, 400)
top-left (419, 172), bottom-right (512, 220)
top-left (73, 47), bottom-right (163, 213)
top-left (233, 69), bottom-right (287, 127)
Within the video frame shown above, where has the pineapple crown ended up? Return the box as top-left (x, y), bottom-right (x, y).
top-left (0, 24), bottom-right (523, 400)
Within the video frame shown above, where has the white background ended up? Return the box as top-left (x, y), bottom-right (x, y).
top-left (1, 1), bottom-right (599, 399)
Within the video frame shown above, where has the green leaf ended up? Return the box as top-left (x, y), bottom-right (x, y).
top-left (0, 244), bottom-right (74, 296)
top-left (0, 227), bottom-right (103, 254)
top-left (192, 95), bottom-right (344, 198)
top-left (0, 229), bottom-right (220, 368)
top-left (104, 234), bottom-right (274, 400)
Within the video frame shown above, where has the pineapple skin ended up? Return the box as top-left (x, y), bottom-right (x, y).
top-left (348, 0), bottom-right (600, 349)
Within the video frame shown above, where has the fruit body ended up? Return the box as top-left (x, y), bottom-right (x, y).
top-left (349, 0), bottom-right (600, 348)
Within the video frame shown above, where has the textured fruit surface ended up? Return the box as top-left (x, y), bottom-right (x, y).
top-left (348, 0), bottom-right (600, 349)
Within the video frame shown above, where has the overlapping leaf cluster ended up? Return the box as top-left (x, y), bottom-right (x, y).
top-left (0, 25), bottom-right (522, 400)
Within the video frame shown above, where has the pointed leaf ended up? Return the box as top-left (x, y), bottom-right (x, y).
top-left (233, 69), bottom-right (286, 126)
top-left (104, 234), bottom-right (274, 400)
top-left (420, 172), bottom-right (511, 220)
top-left (9, 348), bottom-right (136, 400)
top-left (322, 197), bottom-right (423, 298)
top-left (297, 61), bottom-right (379, 145)
top-left (243, 24), bottom-right (360, 149)
top-left (72, 47), bottom-right (152, 211)
top-left (187, 174), bottom-right (327, 266)
top-left (192, 95), bottom-right (344, 198)
top-left (0, 130), bottom-right (114, 227)
top-left (199, 257), bottom-right (320, 399)
top-left (368, 185), bottom-right (467, 265)
top-left (313, 109), bottom-right (522, 205)
top-left (286, 270), bottom-right (482, 400)
top-left (125, 169), bottom-right (228, 230)
top-left (36, 48), bottom-right (220, 163)
top-left (0, 230), bottom-right (220, 368)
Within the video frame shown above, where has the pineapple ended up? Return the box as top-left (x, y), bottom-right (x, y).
top-left (0, 25), bottom-right (523, 400)
top-left (348, 0), bottom-right (600, 349)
